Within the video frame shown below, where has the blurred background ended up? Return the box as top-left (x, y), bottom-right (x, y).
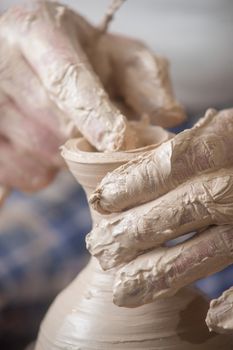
top-left (0, 1), bottom-right (233, 349)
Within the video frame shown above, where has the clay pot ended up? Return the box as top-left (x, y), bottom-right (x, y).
top-left (35, 124), bottom-right (233, 349)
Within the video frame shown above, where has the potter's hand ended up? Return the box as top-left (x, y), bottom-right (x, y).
top-left (0, 1), bottom-right (185, 193)
top-left (88, 108), bottom-right (233, 331)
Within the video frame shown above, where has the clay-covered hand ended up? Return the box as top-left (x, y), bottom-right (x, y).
top-left (88, 108), bottom-right (233, 331)
top-left (0, 1), bottom-right (185, 193)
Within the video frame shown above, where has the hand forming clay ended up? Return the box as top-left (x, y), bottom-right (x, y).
top-left (87, 167), bottom-right (233, 270)
top-left (112, 225), bottom-right (233, 307)
top-left (35, 123), bottom-right (233, 349)
top-left (0, 1), bottom-right (185, 153)
top-left (90, 108), bottom-right (233, 213)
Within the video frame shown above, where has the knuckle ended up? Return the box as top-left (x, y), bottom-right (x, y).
top-left (204, 173), bottom-right (233, 223)
top-left (170, 134), bottom-right (218, 180)
top-left (189, 137), bottom-right (217, 171)
top-left (0, 3), bottom-right (36, 40)
top-left (218, 226), bottom-right (233, 254)
top-left (46, 62), bottom-right (78, 100)
top-left (217, 109), bottom-right (233, 132)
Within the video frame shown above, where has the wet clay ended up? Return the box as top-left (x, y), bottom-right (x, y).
top-left (206, 287), bottom-right (233, 334)
top-left (112, 226), bottom-right (233, 308)
top-left (90, 109), bottom-right (233, 213)
top-left (35, 123), bottom-right (233, 349)
top-left (87, 168), bottom-right (233, 272)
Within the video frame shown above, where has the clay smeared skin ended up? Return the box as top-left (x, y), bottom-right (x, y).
top-left (113, 226), bottom-right (233, 307)
top-left (87, 108), bottom-right (233, 312)
top-left (0, 2), bottom-right (132, 152)
top-left (93, 34), bottom-right (186, 129)
top-left (0, 1), bottom-right (184, 154)
top-left (87, 167), bottom-right (233, 270)
top-left (90, 108), bottom-right (233, 213)
top-left (206, 287), bottom-right (233, 334)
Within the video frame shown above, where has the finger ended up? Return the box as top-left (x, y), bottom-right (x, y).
top-left (0, 92), bottom-right (62, 167)
top-left (0, 135), bottom-right (11, 203)
top-left (103, 34), bottom-right (186, 127)
top-left (0, 186), bottom-right (9, 206)
top-left (113, 225), bottom-right (233, 307)
top-left (1, 2), bottom-right (135, 151)
top-left (0, 94), bottom-right (58, 190)
top-left (90, 108), bottom-right (233, 213)
top-left (0, 139), bottom-right (56, 191)
top-left (87, 168), bottom-right (233, 270)
top-left (0, 39), bottom-right (70, 143)
top-left (206, 287), bottom-right (233, 334)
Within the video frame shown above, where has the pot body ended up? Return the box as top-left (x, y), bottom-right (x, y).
top-left (35, 257), bottom-right (233, 349)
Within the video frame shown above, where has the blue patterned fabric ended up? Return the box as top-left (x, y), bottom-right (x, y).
top-left (0, 172), bottom-right (91, 306)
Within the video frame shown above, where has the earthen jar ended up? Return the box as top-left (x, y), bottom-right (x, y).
top-left (35, 124), bottom-right (233, 349)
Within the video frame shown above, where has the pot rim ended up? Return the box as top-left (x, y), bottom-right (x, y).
top-left (61, 125), bottom-right (172, 165)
